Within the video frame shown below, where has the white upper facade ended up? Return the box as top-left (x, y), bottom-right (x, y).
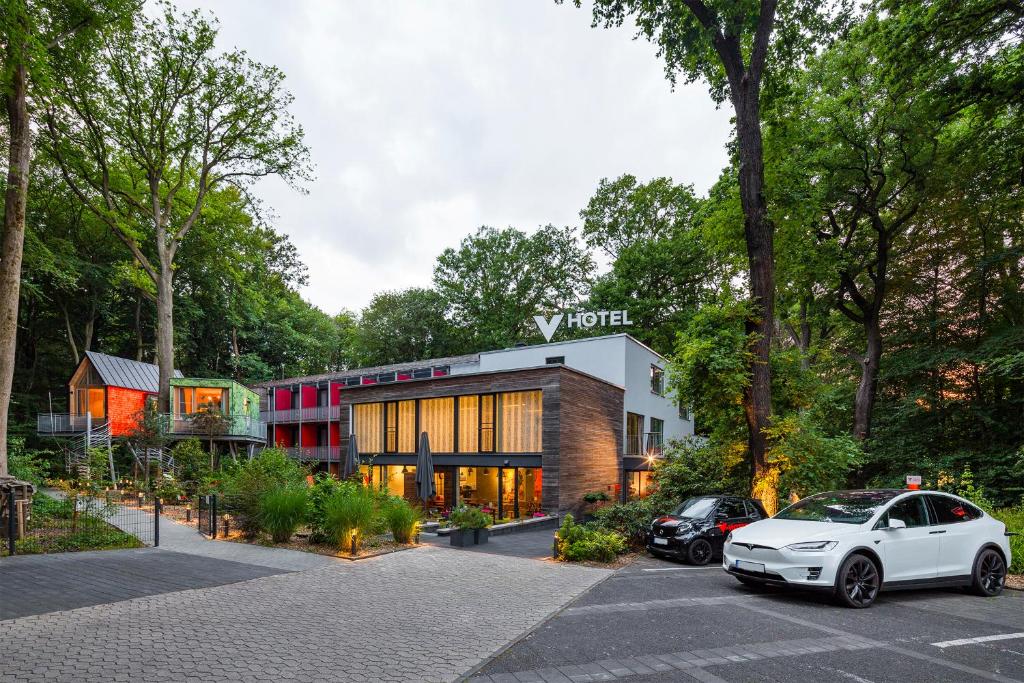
top-left (449, 334), bottom-right (693, 453)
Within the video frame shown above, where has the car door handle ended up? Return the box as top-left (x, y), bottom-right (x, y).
top-left (929, 530), bottom-right (946, 535)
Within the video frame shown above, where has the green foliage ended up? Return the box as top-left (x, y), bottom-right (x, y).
top-left (588, 499), bottom-right (656, 547)
top-left (382, 497), bottom-right (420, 544)
top-left (353, 288), bottom-right (463, 366)
top-left (306, 473), bottom-right (352, 543)
top-left (7, 438), bottom-right (48, 486)
top-left (219, 449), bottom-right (307, 538)
top-left (448, 504), bottom-right (490, 530)
top-left (259, 486), bottom-right (308, 543)
top-left (322, 485), bottom-right (377, 551)
top-left (152, 476), bottom-right (185, 503)
top-left (650, 440), bottom-right (746, 511)
top-left (170, 439), bottom-right (212, 492)
top-left (16, 492), bottom-right (142, 555)
top-left (955, 466), bottom-right (995, 514)
top-left (582, 491), bottom-right (610, 504)
top-left (434, 225), bottom-right (594, 349)
top-left (991, 505), bottom-right (1023, 574)
top-left (767, 413), bottom-right (863, 501)
top-left (557, 514), bottom-right (626, 563)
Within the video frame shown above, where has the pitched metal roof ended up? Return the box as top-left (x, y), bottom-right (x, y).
top-left (84, 351), bottom-right (183, 393)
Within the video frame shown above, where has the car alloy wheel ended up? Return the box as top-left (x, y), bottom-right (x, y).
top-left (971, 549), bottom-right (1006, 597)
top-left (837, 555), bottom-right (879, 608)
top-left (687, 539), bottom-right (713, 565)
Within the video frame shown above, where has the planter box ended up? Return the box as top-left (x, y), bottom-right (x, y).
top-left (449, 528), bottom-right (475, 547)
top-left (449, 527), bottom-right (490, 546)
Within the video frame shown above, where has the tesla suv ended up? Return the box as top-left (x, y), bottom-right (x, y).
top-left (723, 489), bottom-right (1012, 608)
top-left (648, 495), bottom-right (768, 565)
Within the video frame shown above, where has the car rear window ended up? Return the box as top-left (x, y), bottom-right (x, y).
top-left (928, 495), bottom-right (982, 524)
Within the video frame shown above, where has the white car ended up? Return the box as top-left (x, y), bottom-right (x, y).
top-left (723, 489), bottom-right (1012, 608)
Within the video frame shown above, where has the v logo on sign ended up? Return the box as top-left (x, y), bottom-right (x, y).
top-left (533, 314), bottom-right (563, 342)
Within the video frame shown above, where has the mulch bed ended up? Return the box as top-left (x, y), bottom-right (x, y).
top-left (218, 530), bottom-right (416, 561)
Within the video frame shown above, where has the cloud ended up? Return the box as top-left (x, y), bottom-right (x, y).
top-left (171, 0), bottom-right (732, 314)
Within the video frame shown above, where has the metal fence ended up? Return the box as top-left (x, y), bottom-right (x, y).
top-left (3, 487), bottom-right (160, 557)
top-left (196, 494), bottom-right (230, 539)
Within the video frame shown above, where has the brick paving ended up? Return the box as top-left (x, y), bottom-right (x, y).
top-left (0, 548), bottom-right (286, 620)
top-left (0, 545), bottom-right (609, 683)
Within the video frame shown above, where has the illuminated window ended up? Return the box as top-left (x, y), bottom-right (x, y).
top-left (354, 403), bottom-right (383, 453)
top-left (195, 387), bottom-right (224, 412)
top-left (499, 390), bottom-right (542, 453)
top-left (419, 397), bottom-right (454, 452)
top-left (480, 394), bottom-right (495, 452)
top-left (87, 388), bottom-right (105, 418)
top-left (458, 395), bottom-right (478, 453)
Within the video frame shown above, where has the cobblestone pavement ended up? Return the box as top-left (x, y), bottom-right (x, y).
top-left (0, 548), bottom-right (286, 620)
top-left (0, 545), bottom-right (609, 682)
top-left (473, 555), bottom-right (1024, 683)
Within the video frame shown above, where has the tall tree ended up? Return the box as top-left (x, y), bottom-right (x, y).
top-left (434, 225), bottom-right (594, 350)
top-left (43, 4), bottom-right (310, 413)
top-left (566, 0), bottom-right (845, 513)
top-left (353, 288), bottom-right (462, 367)
top-left (581, 174), bottom-right (724, 354)
top-left (0, 0), bottom-right (130, 476)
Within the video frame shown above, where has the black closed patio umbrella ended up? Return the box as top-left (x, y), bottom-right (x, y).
top-left (415, 432), bottom-right (436, 502)
top-left (342, 434), bottom-right (359, 480)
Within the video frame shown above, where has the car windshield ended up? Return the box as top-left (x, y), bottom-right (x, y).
top-left (774, 491), bottom-right (901, 525)
top-left (671, 497), bottom-right (718, 519)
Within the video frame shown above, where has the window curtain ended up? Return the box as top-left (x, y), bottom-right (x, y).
top-left (354, 403), bottom-right (383, 453)
top-left (499, 390), bottom-right (542, 453)
top-left (398, 400), bottom-right (416, 453)
top-left (458, 395), bottom-right (478, 452)
top-left (419, 397), bottom-right (454, 452)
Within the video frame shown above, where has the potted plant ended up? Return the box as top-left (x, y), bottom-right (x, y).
top-left (448, 504), bottom-right (491, 546)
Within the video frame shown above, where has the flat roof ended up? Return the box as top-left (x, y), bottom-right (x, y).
top-left (479, 333), bottom-right (668, 362)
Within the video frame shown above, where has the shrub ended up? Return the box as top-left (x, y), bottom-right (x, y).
top-left (588, 498), bottom-right (657, 547)
top-left (557, 514), bottom-right (626, 563)
top-left (449, 504), bottom-right (490, 530)
top-left (171, 438), bottom-right (212, 491)
top-left (307, 474), bottom-right (354, 543)
top-left (383, 497), bottom-right (420, 543)
top-left (992, 504), bottom-right (1023, 574)
top-left (8, 438), bottom-right (50, 486)
top-left (323, 486), bottom-right (377, 551)
top-left (582, 491), bottom-right (611, 504)
top-left (259, 487), bottom-right (309, 543)
top-left (153, 476), bottom-right (185, 503)
top-left (220, 449), bottom-right (308, 538)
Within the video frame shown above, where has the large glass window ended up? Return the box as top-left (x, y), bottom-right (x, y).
top-left (650, 365), bottom-right (665, 395)
top-left (196, 387), bottom-right (225, 412)
top-left (419, 397), bottom-right (454, 452)
top-left (480, 394), bottom-right (495, 452)
top-left (518, 468), bottom-right (543, 515)
top-left (458, 395), bottom-right (478, 452)
top-left (87, 388), bottom-right (105, 418)
top-left (499, 390), bottom-right (542, 452)
top-left (627, 471), bottom-right (654, 499)
top-left (385, 402), bottom-right (398, 453)
top-left (626, 413), bottom-right (643, 455)
top-left (354, 402), bottom-right (383, 453)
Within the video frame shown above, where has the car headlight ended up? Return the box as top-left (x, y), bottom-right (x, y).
top-left (725, 531), bottom-right (733, 544)
top-left (785, 541), bottom-right (838, 552)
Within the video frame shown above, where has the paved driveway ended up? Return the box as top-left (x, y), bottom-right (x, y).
top-left (471, 554), bottom-right (1024, 683)
top-left (0, 548), bottom-right (286, 620)
top-left (421, 527), bottom-right (557, 560)
top-left (0, 545), bottom-right (609, 683)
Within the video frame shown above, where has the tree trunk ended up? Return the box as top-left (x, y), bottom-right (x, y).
top-left (135, 293), bottom-right (144, 361)
top-left (155, 262), bottom-right (175, 414)
top-left (853, 317), bottom-right (882, 440)
top-left (61, 303), bottom-right (81, 365)
top-left (734, 87), bottom-right (777, 515)
top-left (0, 61), bottom-right (31, 478)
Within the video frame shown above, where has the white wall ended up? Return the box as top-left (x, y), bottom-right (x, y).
top-left (452, 335), bottom-right (694, 450)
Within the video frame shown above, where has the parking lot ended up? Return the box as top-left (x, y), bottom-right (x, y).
top-left (472, 553), bottom-right (1024, 683)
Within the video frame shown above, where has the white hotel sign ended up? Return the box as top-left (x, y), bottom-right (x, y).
top-left (533, 310), bottom-right (633, 342)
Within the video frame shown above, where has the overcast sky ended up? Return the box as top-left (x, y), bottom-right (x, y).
top-left (174, 1), bottom-right (732, 315)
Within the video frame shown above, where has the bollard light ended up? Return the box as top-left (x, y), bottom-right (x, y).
top-left (350, 530), bottom-right (358, 556)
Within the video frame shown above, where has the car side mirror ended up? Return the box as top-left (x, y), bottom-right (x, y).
top-left (887, 518), bottom-right (907, 530)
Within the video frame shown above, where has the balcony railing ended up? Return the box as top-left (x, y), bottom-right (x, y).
top-left (625, 431), bottom-right (665, 457)
top-left (38, 413), bottom-right (107, 435)
top-left (260, 405), bottom-right (340, 423)
top-left (283, 446), bottom-right (340, 462)
top-left (162, 414), bottom-right (268, 442)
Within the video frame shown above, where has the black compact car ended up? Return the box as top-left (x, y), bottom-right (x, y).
top-left (647, 495), bottom-right (768, 565)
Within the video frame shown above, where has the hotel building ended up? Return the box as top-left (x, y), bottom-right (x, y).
top-left (254, 334), bottom-right (692, 517)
